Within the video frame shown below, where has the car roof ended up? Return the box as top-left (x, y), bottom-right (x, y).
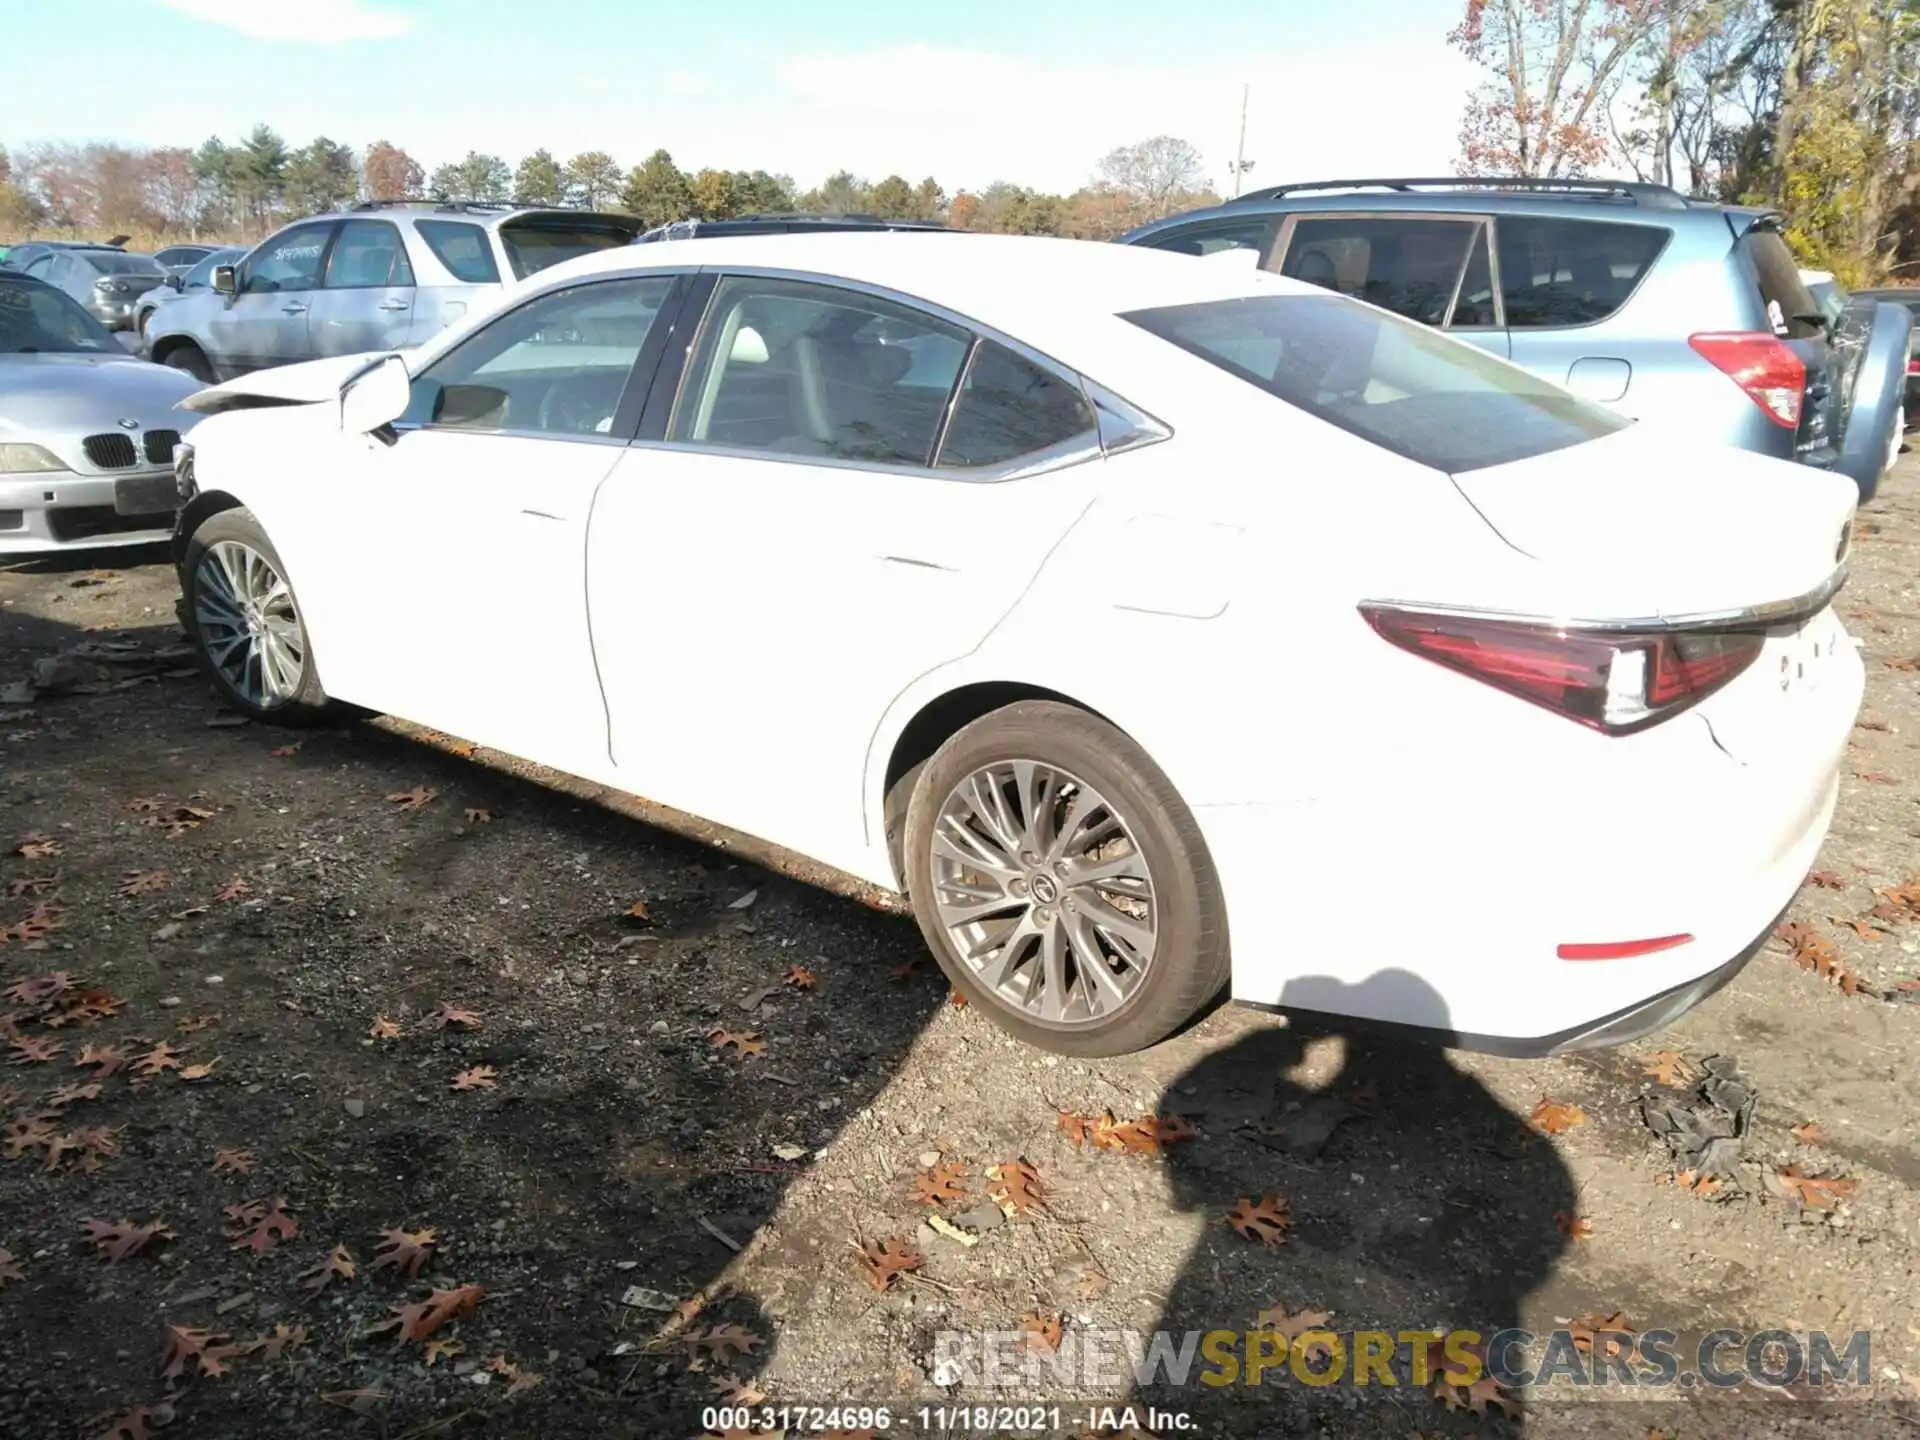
top-left (296, 201), bottom-right (637, 232)
top-left (535, 231), bottom-right (1308, 324)
top-left (1125, 176), bottom-right (1764, 241)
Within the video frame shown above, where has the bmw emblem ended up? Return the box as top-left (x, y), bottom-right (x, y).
top-left (116, 418), bottom-right (140, 431)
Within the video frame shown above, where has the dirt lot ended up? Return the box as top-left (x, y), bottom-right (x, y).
top-left (3, 455), bottom-right (1920, 1440)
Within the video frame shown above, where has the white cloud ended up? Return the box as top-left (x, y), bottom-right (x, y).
top-left (153, 0), bottom-right (416, 42)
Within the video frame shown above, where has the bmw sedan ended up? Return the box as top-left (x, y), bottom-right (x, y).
top-left (1, 272), bottom-right (201, 554)
top-left (170, 233), bottom-right (1863, 1057)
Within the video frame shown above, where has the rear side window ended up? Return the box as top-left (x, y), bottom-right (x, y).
top-left (1739, 227), bottom-right (1821, 339)
top-left (325, 220), bottom-right (415, 288)
top-left (1496, 217), bottom-right (1669, 329)
top-left (673, 275), bottom-right (970, 465)
top-left (415, 221), bottom-right (500, 284)
top-left (1126, 293), bottom-right (1628, 473)
top-left (500, 220), bottom-right (637, 280)
top-left (1279, 217), bottom-right (1486, 326)
top-left (1139, 217), bottom-right (1276, 259)
top-left (937, 341), bottom-right (1096, 470)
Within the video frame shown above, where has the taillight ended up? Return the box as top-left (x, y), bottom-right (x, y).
top-left (1360, 607), bottom-right (1766, 734)
top-left (1908, 356), bottom-right (1919, 375)
top-left (1688, 331), bottom-right (1805, 428)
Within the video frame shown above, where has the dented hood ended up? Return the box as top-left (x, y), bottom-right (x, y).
top-left (179, 352), bottom-right (395, 416)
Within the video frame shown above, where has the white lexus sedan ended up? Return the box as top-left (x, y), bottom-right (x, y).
top-left (170, 233), bottom-right (1863, 1057)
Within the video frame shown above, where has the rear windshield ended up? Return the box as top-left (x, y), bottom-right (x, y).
top-left (89, 253), bottom-right (163, 276)
top-left (1740, 228), bottom-right (1821, 339)
top-left (500, 220), bottom-right (638, 280)
top-left (1125, 293), bottom-right (1629, 473)
top-left (0, 278), bottom-right (116, 353)
top-left (415, 220), bottom-right (500, 284)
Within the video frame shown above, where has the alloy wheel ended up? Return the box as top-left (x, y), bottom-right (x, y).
top-left (193, 539), bottom-right (304, 708)
top-left (930, 760), bottom-right (1158, 1026)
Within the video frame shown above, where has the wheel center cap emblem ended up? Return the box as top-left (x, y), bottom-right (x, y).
top-left (1030, 874), bottom-right (1059, 905)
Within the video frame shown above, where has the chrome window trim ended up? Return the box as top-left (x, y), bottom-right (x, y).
top-left (390, 422), bottom-right (633, 449)
top-left (626, 433), bottom-right (1106, 485)
top-left (1362, 563), bottom-right (1850, 636)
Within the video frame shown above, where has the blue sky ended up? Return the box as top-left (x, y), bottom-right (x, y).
top-left (2, 0), bottom-right (1476, 192)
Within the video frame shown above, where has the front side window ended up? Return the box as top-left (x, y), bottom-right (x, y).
top-left (244, 224), bottom-right (334, 293)
top-left (672, 276), bottom-right (969, 465)
top-left (1497, 216), bottom-right (1669, 329)
top-left (1126, 293), bottom-right (1628, 472)
top-left (324, 220), bottom-right (416, 289)
top-left (0, 279), bottom-right (115, 354)
top-left (402, 275), bottom-right (674, 439)
top-left (1140, 217), bottom-right (1277, 259)
top-left (1280, 217), bottom-right (1483, 326)
top-left (415, 221), bottom-right (500, 285)
top-left (937, 341), bottom-right (1096, 469)
top-left (182, 251), bottom-right (233, 290)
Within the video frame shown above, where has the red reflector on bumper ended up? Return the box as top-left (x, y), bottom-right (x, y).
top-left (1557, 934), bottom-right (1694, 962)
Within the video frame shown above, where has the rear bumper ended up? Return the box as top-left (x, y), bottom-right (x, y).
top-left (0, 470), bottom-right (177, 553)
top-left (1200, 620), bottom-right (1863, 1051)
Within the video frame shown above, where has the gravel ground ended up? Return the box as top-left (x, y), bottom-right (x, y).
top-left (2, 451), bottom-right (1918, 1440)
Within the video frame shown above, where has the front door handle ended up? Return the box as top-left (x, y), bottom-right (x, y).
top-left (281, 303), bottom-right (308, 315)
top-left (377, 299), bottom-right (410, 312)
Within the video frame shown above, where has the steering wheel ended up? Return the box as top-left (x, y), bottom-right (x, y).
top-left (535, 370), bottom-right (627, 435)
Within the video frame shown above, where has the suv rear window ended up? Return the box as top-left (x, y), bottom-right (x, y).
top-left (1126, 293), bottom-right (1628, 472)
top-left (1495, 217), bottom-right (1668, 328)
top-left (415, 221), bottom-right (500, 284)
top-left (1739, 226), bottom-right (1821, 339)
top-left (499, 220), bottom-right (638, 280)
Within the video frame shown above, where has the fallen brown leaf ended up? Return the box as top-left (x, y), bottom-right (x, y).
top-left (1791, 1122), bottom-right (1827, 1145)
top-left (47, 1081), bottom-right (101, 1108)
top-left (12, 833), bottom-right (61, 860)
top-left (82, 1217), bottom-right (173, 1262)
top-left (1529, 1098), bottom-right (1586, 1135)
top-left (911, 1161), bottom-right (969, 1207)
top-left (377, 1283), bottom-right (484, 1345)
top-left (115, 870), bottom-right (170, 898)
top-left (268, 742), bottom-right (302, 758)
top-left (784, 964), bottom-right (816, 990)
top-left (707, 1028), bottom-right (766, 1058)
top-left (386, 785), bottom-right (437, 811)
top-left (211, 1147), bottom-right (255, 1175)
top-left (299, 1244), bottom-right (358, 1292)
top-left (1555, 1210), bottom-right (1595, 1240)
top-left (179, 1059), bottom-right (219, 1082)
top-left (129, 1042), bottom-right (185, 1079)
top-left (854, 1237), bottom-right (923, 1293)
top-left (6, 874), bottom-right (59, 898)
top-left (224, 1196), bottom-right (298, 1255)
top-left (246, 1321), bottom-right (308, 1361)
top-left (1806, 869), bottom-right (1846, 889)
top-left (213, 875), bottom-right (250, 902)
top-left (424, 1336), bottom-right (464, 1366)
top-left (0, 1248), bottom-right (22, 1287)
top-left (8, 1033), bottom-right (62, 1065)
top-left (485, 1353), bottom-right (544, 1394)
top-left (1225, 1194), bottom-right (1291, 1245)
top-left (368, 1017), bottom-right (401, 1040)
top-left (462, 807), bottom-right (495, 825)
top-left (1765, 1164), bottom-right (1859, 1211)
top-left (427, 1001), bottom-right (482, 1031)
top-left (371, 1227), bottom-right (437, 1279)
top-left (1019, 1312), bottom-right (1063, 1353)
top-left (450, 1065), bottom-right (497, 1091)
top-left (985, 1158), bottom-right (1046, 1215)
top-left (1639, 1051), bottom-right (1694, 1087)
top-left (96, 1406), bottom-right (153, 1440)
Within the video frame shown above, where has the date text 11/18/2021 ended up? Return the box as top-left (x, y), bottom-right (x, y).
top-left (697, 1405), bottom-right (1194, 1432)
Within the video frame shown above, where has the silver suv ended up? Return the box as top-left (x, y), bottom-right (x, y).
top-left (1124, 177), bottom-right (1912, 501)
top-left (147, 201), bottom-right (641, 382)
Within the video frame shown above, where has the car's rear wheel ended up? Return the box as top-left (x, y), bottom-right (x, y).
top-left (903, 700), bottom-right (1228, 1056)
top-left (161, 344), bottom-right (213, 383)
top-left (180, 509), bottom-right (334, 724)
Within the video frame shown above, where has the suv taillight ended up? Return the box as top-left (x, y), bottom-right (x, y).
top-left (1688, 331), bottom-right (1805, 428)
top-left (1360, 607), bottom-right (1765, 735)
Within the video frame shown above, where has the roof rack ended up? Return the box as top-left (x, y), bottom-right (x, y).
top-left (350, 197), bottom-right (592, 214)
top-left (1230, 176), bottom-right (1691, 210)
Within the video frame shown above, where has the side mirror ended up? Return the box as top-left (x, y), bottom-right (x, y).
top-left (211, 265), bottom-right (237, 296)
top-left (340, 354), bottom-right (412, 437)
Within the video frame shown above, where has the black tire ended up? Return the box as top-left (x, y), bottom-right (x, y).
top-left (161, 344), bottom-right (213, 383)
top-left (903, 700), bottom-right (1228, 1056)
top-left (179, 508), bottom-right (336, 725)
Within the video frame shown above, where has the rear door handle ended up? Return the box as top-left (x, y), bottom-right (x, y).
top-left (377, 299), bottom-right (410, 312)
top-left (281, 303), bottom-right (308, 315)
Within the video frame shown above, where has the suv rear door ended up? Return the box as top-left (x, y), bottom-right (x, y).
top-left (308, 218), bottom-right (417, 357)
top-left (1271, 213), bottom-right (1510, 358)
top-left (1731, 220), bottom-right (1841, 466)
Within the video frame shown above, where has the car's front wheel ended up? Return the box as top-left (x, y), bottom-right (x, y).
top-left (160, 344), bottom-right (213, 383)
top-left (180, 509), bottom-right (334, 724)
top-left (903, 700), bottom-right (1229, 1056)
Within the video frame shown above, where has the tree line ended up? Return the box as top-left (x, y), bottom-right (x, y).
top-left (0, 128), bottom-right (1218, 245)
top-left (1451, 0), bottom-right (1919, 285)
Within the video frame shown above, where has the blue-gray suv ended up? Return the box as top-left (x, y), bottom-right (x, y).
top-left (1124, 177), bottom-right (1911, 500)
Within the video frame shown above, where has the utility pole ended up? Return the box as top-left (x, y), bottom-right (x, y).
top-left (1229, 83), bottom-right (1255, 197)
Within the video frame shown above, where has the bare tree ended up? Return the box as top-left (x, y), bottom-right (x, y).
top-left (1089, 136), bottom-right (1211, 231)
